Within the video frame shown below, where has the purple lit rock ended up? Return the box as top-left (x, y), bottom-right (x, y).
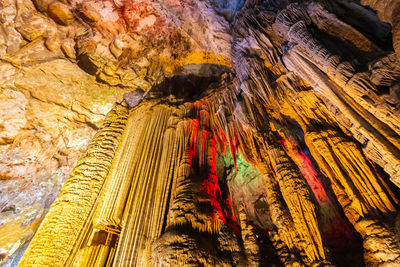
top-left (123, 89), bottom-right (144, 108)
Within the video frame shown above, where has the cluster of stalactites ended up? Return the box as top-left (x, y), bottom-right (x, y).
top-left (150, 100), bottom-right (245, 266)
top-left (197, 74), bottom-right (330, 265)
top-left (224, 0), bottom-right (400, 265)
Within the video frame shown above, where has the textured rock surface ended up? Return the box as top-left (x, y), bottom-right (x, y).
top-left (1, 0), bottom-right (400, 266)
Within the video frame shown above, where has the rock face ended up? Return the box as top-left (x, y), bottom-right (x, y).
top-left (1, 0), bottom-right (400, 266)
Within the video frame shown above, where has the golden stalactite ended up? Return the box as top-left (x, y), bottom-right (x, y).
top-left (72, 101), bottom-right (161, 267)
top-left (253, 142), bottom-right (306, 264)
top-left (165, 102), bottom-right (229, 235)
top-left (265, 131), bottom-right (331, 265)
top-left (151, 152), bottom-right (197, 266)
top-left (230, 2), bottom-right (400, 263)
top-left (278, 77), bottom-right (398, 215)
top-left (303, 132), bottom-right (400, 265)
top-left (18, 103), bottom-right (129, 267)
top-left (281, 23), bottom-right (400, 186)
top-left (204, 75), bottom-right (330, 265)
top-left (223, 96), bottom-right (328, 265)
top-left (112, 104), bottom-right (174, 266)
top-left (165, 119), bottom-right (216, 233)
top-left (276, 75), bottom-right (400, 265)
top-left (163, 118), bottom-right (196, 230)
top-left (306, 3), bottom-right (381, 56)
top-left (268, 229), bottom-right (305, 267)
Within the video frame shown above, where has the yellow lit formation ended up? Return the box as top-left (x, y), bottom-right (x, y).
top-left (159, 51), bottom-right (231, 73)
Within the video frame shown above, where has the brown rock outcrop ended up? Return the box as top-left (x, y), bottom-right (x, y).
top-left (359, 0), bottom-right (400, 61)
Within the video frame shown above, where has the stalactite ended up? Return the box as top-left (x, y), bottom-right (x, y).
top-left (277, 3), bottom-right (400, 139)
top-left (230, 2), bottom-right (400, 265)
top-left (283, 47), bottom-right (400, 187)
top-left (152, 150), bottom-right (216, 266)
top-left (307, 3), bottom-right (381, 57)
top-left (165, 119), bottom-right (216, 233)
top-left (276, 76), bottom-right (400, 265)
top-left (275, 124), bottom-right (355, 250)
top-left (152, 104), bottom-right (241, 266)
top-left (266, 131), bottom-right (332, 265)
top-left (257, 148), bottom-right (307, 265)
top-left (269, 228), bottom-right (305, 267)
top-left (213, 90), bottom-right (328, 265)
top-left (112, 105), bottom-right (173, 266)
top-left (260, 2), bottom-right (400, 185)
top-left (369, 53), bottom-right (400, 87)
top-left (71, 102), bottom-right (160, 267)
top-left (18, 103), bottom-right (129, 266)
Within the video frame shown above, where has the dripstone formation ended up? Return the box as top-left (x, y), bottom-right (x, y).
top-left (1, 0), bottom-right (400, 266)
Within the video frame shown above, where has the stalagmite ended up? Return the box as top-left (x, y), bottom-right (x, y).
top-left (239, 204), bottom-right (260, 265)
top-left (19, 103), bottom-right (129, 266)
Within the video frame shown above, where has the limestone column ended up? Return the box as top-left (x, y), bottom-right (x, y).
top-left (19, 103), bottom-right (129, 266)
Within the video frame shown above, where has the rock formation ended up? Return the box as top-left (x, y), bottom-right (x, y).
top-left (1, 0), bottom-right (400, 266)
